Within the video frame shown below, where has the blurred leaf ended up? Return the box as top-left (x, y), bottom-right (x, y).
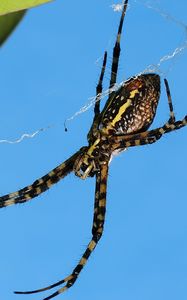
top-left (0, 0), bottom-right (53, 16)
top-left (0, 10), bottom-right (26, 46)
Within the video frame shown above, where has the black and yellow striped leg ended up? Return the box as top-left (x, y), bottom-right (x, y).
top-left (14, 163), bottom-right (109, 300)
top-left (164, 78), bottom-right (175, 123)
top-left (110, 0), bottom-right (128, 88)
top-left (88, 51), bottom-right (107, 138)
top-left (111, 115), bottom-right (187, 149)
top-left (0, 149), bottom-right (84, 208)
top-left (89, 0), bottom-right (128, 138)
top-left (94, 51), bottom-right (107, 117)
top-left (111, 78), bottom-right (186, 149)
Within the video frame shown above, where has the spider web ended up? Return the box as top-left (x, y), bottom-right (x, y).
top-left (0, 0), bottom-right (186, 144)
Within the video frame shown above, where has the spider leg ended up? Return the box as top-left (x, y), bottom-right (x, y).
top-left (94, 51), bottom-right (107, 117)
top-left (0, 150), bottom-right (83, 208)
top-left (111, 78), bottom-right (187, 149)
top-left (111, 115), bottom-right (187, 150)
top-left (14, 163), bottom-right (109, 300)
top-left (88, 0), bottom-right (129, 140)
top-left (164, 78), bottom-right (175, 123)
top-left (110, 0), bottom-right (128, 89)
top-left (88, 51), bottom-right (107, 139)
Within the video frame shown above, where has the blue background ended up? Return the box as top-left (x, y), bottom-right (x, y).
top-left (0, 0), bottom-right (187, 299)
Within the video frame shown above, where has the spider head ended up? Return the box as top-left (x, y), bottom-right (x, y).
top-left (73, 141), bottom-right (110, 179)
top-left (73, 152), bottom-right (97, 179)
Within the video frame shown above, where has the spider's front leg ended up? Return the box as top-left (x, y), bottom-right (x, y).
top-left (15, 163), bottom-right (109, 300)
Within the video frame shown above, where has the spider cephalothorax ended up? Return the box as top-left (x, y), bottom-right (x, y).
top-left (73, 137), bottom-right (110, 179)
top-left (0, 1), bottom-right (187, 299)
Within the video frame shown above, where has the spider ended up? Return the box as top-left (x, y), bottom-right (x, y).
top-left (1, 0), bottom-right (187, 299)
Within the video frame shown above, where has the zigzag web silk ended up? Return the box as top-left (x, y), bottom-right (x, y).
top-left (0, 0), bottom-right (186, 145)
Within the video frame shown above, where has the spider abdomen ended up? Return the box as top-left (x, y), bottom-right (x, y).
top-left (100, 73), bottom-right (160, 135)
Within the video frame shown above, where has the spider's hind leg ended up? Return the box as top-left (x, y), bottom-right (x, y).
top-left (111, 115), bottom-right (187, 150)
top-left (15, 163), bottom-right (109, 300)
top-left (111, 77), bottom-right (187, 149)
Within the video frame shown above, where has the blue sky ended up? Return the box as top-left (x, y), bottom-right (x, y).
top-left (0, 0), bottom-right (187, 299)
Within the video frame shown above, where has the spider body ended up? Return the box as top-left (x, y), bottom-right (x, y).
top-left (1, 1), bottom-right (187, 299)
top-left (76, 73), bottom-right (161, 179)
top-left (100, 73), bottom-right (160, 135)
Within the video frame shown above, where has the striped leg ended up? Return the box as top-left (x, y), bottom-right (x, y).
top-left (164, 78), bottom-right (175, 123)
top-left (89, 0), bottom-right (128, 138)
top-left (14, 163), bottom-right (109, 300)
top-left (88, 51), bottom-right (107, 138)
top-left (94, 51), bottom-right (107, 117)
top-left (111, 115), bottom-right (187, 150)
top-left (0, 150), bottom-right (83, 208)
top-left (111, 78), bottom-right (187, 149)
top-left (110, 0), bottom-right (128, 88)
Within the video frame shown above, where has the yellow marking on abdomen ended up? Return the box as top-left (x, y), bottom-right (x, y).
top-left (129, 89), bottom-right (139, 99)
top-left (110, 99), bottom-right (131, 127)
